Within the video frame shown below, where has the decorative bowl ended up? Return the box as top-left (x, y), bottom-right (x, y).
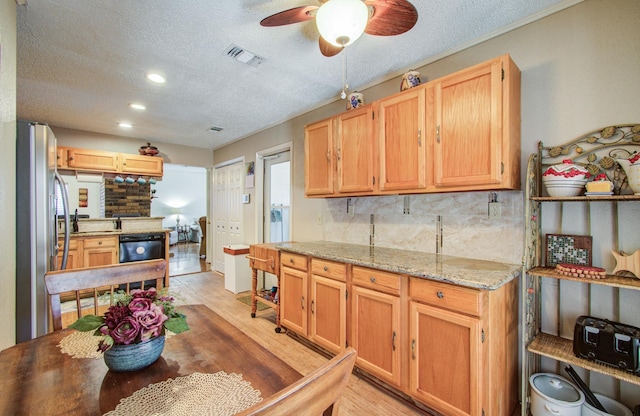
top-left (542, 160), bottom-right (589, 197)
top-left (103, 335), bottom-right (165, 372)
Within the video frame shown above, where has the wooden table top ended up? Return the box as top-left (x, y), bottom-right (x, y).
top-left (0, 304), bottom-right (302, 415)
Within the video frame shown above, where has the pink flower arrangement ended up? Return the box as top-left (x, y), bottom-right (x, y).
top-left (70, 287), bottom-right (188, 352)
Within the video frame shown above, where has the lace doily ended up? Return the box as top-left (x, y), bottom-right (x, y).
top-left (103, 372), bottom-right (263, 416)
top-left (58, 331), bottom-right (105, 359)
top-left (58, 330), bottom-right (176, 359)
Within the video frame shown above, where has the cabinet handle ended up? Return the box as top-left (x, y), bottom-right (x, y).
top-left (326, 150), bottom-right (331, 162)
top-left (418, 129), bottom-right (422, 146)
top-left (411, 339), bottom-right (416, 359)
top-left (392, 331), bottom-right (396, 351)
top-left (369, 276), bottom-right (376, 283)
top-left (436, 125), bottom-right (441, 144)
top-left (337, 147), bottom-right (341, 161)
top-left (301, 296), bottom-right (305, 310)
top-left (437, 291), bottom-right (444, 299)
top-left (311, 300), bottom-right (315, 314)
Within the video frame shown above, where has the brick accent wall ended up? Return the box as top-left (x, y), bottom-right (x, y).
top-left (105, 179), bottom-right (151, 217)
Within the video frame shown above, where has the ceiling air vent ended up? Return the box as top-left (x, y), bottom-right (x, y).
top-left (224, 44), bottom-right (264, 67)
top-left (209, 126), bottom-right (223, 132)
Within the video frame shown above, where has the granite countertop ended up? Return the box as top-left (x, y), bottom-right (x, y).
top-left (277, 241), bottom-right (520, 290)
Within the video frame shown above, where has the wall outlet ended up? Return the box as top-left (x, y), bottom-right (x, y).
top-left (488, 202), bottom-right (501, 219)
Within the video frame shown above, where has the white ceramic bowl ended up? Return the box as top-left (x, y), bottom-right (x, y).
top-left (542, 175), bottom-right (588, 197)
top-left (582, 393), bottom-right (632, 416)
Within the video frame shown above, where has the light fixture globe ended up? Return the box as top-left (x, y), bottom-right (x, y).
top-left (316, 0), bottom-right (369, 47)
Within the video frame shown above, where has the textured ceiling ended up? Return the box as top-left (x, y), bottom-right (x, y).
top-left (17, 0), bottom-right (575, 150)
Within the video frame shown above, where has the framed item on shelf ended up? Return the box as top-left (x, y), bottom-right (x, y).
top-left (545, 234), bottom-right (592, 267)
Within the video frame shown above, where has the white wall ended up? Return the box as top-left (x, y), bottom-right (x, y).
top-left (150, 163), bottom-right (207, 229)
top-left (1, 0), bottom-right (17, 350)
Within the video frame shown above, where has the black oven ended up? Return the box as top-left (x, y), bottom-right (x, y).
top-left (119, 233), bottom-right (165, 263)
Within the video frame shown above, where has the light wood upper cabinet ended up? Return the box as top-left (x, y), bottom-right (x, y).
top-left (304, 118), bottom-right (334, 196)
top-left (120, 153), bottom-right (163, 176)
top-left (67, 148), bottom-right (119, 173)
top-left (378, 87), bottom-right (426, 192)
top-left (336, 104), bottom-right (375, 194)
top-left (60, 147), bottom-right (164, 177)
top-left (431, 54), bottom-right (521, 190)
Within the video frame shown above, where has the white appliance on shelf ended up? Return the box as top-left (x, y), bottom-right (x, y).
top-left (16, 121), bottom-right (70, 342)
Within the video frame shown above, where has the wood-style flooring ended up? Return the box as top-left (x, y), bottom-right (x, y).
top-left (168, 241), bottom-right (209, 276)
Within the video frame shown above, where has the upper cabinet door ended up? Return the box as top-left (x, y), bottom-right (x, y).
top-left (433, 54), bottom-right (520, 189)
top-left (336, 104), bottom-right (375, 194)
top-left (304, 118), bottom-right (334, 196)
top-left (67, 148), bottom-right (119, 172)
top-left (378, 87), bottom-right (426, 191)
top-left (120, 154), bottom-right (163, 176)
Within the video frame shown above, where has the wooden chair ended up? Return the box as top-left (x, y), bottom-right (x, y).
top-left (44, 259), bottom-right (166, 331)
top-left (236, 347), bottom-right (357, 416)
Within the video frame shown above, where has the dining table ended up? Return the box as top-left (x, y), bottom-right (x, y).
top-left (0, 304), bottom-right (303, 415)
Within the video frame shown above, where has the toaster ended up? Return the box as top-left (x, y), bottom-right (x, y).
top-left (573, 315), bottom-right (640, 373)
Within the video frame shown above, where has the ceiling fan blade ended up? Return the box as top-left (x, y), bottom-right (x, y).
top-left (364, 0), bottom-right (418, 36)
top-left (260, 6), bottom-right (318, 27)
top-left (319, 37), bottom-right (343, 57)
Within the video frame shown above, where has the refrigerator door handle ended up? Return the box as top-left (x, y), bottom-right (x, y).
top-left (54, 172), bottom-right (70, 270)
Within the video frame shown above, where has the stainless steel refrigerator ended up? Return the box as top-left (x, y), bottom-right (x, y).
top-left (16, 121), bottom-right (70, 342)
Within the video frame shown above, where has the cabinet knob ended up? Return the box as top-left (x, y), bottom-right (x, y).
top-left (289, 258), bottom-right (294, 263)
top-left (369, 276), bottom-right (377, 283)
top-left (98, 241), bottom-right (102, 245)
top-left (323, 266), bottom-right (328, 272)
top-left (436, 291), bottom-right (444, 299)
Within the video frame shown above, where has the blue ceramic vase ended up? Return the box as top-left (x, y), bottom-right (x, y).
top-left (103, 335), bottom-right (165, 372)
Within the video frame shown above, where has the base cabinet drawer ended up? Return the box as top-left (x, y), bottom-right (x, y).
top-left (410, 278), bottom-right (483, 317)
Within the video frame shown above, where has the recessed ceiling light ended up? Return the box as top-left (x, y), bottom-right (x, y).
top-left (119, 123), bottom-right (133, 128)
top-left (130, 103), bottom-right (146, 110)
top-left (146, 73), bottom-right (166, 84)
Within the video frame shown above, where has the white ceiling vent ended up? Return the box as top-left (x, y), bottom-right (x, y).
top-left (224, 45), bottom-right (264, 67)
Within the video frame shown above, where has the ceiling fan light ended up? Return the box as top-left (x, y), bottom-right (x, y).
top-left (316, 0), bottom-right (368, 47)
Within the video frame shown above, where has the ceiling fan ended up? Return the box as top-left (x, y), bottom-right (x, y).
top-left (260, 0), bottom-right (418, 57)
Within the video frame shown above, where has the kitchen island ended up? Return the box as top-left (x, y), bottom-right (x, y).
top-left (275, 241), bottom-right (519, 416)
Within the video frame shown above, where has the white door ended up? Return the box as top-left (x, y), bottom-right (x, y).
top-left (214, 165), bottom-right (228, 273)
top-left (263, 150), bottom-right (291, 243)
top-left (227, 162), bottom-right (243, 246)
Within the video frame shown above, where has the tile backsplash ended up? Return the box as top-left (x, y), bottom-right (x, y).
top-left (322, 191), bottom-right (524, 265)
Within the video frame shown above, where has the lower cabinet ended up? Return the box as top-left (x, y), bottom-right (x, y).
top-left (351, 266), bottom-right (402, 387)
top-left (409, 301), bottom-right (481, 416)
top-left (83, 236), bottom-right (118, 268)
top-left (57, 238), bottom-right (82, 270)
top-left (309, 259), bottom-right (347, 353)
top-left (280, 257), bottom-right (308, 336)
top-left (409, 277), bottom-right (518, 416)
top-left (351, 285), bottom-right (401, 387)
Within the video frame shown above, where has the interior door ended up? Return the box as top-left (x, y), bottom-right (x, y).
top-left (263, 150), bottom-right (291, 243)
top-left (213, 165), bottom-right (228, 273)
